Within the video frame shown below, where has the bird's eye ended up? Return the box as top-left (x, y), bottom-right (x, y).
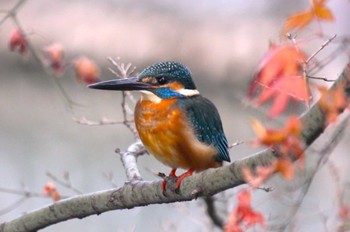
top-left (157, 76), bottom-right (167, 85)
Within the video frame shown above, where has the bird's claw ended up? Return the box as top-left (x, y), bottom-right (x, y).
top-left (160, 169), bottom-right (193, 194)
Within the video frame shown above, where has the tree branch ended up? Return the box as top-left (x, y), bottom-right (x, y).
top-left (118, 139), bottom-right (147, 181)
top-left (203, 196), bottom-right (224, 228)
top-left (271, 112), bottom-right (350, 231)
top-left (1, 65), bottom-right (349, 232)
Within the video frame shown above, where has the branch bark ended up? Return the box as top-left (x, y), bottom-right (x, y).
top-left (1, 65), bottom-right (349, 232)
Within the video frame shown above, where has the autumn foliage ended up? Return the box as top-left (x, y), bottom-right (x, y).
top-left (9, 29), bottom-right (27, 55)
top-left (282, 0), bottom-right (334, 34)
top-left (74, 56), bottom-right (100, 84)
top-left (8, 29), bottom-right (100, 86)
top-left (225, 189), bottom-right (265, 232)
top-left (42, 182), bottom-right (61, 202)
top-left (228, 1), bottom-right (350, 231)
top-left (43, 43), bottom-right (65, 76)
top-left (251, 116), bottom-right (304, 180)
top-left (248, 0), bottom-right (341, 118)
top-left (317, 83), bottom-right (348, 125)
top-left (249, 44), bottom-right (310, 118)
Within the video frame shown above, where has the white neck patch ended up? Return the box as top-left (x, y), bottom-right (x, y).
top-left (176, 89), bottom-right (200, 96)
top-left (140, 88), bottom-right (200, 103)
top-left (140, 91), bottom-right (162, 103)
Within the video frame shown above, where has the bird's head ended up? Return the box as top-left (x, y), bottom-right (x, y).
top-left (89, 61), bottom-right (199, 101)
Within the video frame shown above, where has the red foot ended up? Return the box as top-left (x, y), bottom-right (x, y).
top-left (161, 180), bottom-right (167, 192)
top-left (161, 168), bottom-right (177, 192)
top-left (161, 169), bottom-right (194, 193)
top-left (175, 169), bottom-right (194, 189)
top-left (169, 168), bottom-right (177, 177)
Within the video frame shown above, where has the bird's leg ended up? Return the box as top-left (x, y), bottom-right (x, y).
top-left (162, 169), bottom-right (194, 193)
top-left (169, 168), bottom-right (177, 177)
top-left (161, 168), bottom-right (177, 192)
top-left (175, 169), bottom-right (194, 190)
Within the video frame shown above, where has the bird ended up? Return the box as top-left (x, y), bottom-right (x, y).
top-left (89, 61), bottom-right (230, 192)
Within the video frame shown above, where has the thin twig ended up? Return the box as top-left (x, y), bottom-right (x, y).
top-left (308, 39), bottom-right (349, 75)
top-left (0, 185), bottom-right (71, 216)
top-left (0, 187), bottom-right (42, 198)
top-left (108, 57), bottom-right (139, 138)
top-left (103, 172), bottom-right (119, 188)
top-left (0, 186), bottom-right (70, 199)
top-left (125, 91), bottom-right (137, 104)
top-left (121, 91), bottom-right (138, 138)
top-left (46, 172), bottom-right (83, 195)
top-left (72, 116), bottom-right (133, 126)
top-left (306, 34), bottom-right (337, 64)
top-left (306, 75), bottom-right (336, 82)
top-left (0, 0), bottom-right (26, 25)
top-left (0, 197), bottom-right (28, 216)
top-left (229, 140), bottom-right (244, 149)
top-left (7, 10), bottom-right (79, 113)
top-left (107, 57), bottom-right (136, 79)
top-left (257, 186), bottom-right (274, 192)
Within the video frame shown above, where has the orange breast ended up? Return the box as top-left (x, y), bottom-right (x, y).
top-left (134, 98), bottom-right (221, 171)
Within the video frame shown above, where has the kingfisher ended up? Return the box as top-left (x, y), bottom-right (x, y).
top-left (89, 61), bottom-right (230, 192)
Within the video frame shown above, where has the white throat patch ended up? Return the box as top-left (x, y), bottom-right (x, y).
top-left (140, 91), bottom-right (162, 103)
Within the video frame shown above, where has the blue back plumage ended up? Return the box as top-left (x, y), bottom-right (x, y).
top-left (177, 95), bottom-right (230, 162)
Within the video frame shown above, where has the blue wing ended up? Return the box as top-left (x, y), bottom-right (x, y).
top-left (177, 95), bottom-right (230, 162)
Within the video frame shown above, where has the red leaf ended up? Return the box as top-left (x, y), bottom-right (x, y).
top-left (339, 205), bottom-right (350, 220)
top-left (251, 115), bottom-right (302, 146)
top-left (225, 189), bottom-right (265, 232)
top-left (312, 0), bottom-right (335, 21)
top-left (282, 0), bottom-right (334, 33)
top-left (43, 182), bottom-right (61, 201)
top-left (317, 84), bottom-right (348, 125)
top-left (9, 29), bottom-right (27, 55)
top-left (275, 158), bottom-right (295, 180)
top-left (251, 116), bottom-right (304, 180)
top-left (74, 57), bottom-right (100, 85)
top-left (249, 45), bottom-right (311, 117)
top-left (237, 189), bottom-right (252, 208)
top-left (44, 43), bottom-right (64, 76)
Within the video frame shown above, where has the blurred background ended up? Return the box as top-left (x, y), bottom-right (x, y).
top-left (0, 0), bottom-right (349, 231)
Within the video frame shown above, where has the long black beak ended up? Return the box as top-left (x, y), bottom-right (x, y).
top-left (88, 77), bottom-right (151, 91)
